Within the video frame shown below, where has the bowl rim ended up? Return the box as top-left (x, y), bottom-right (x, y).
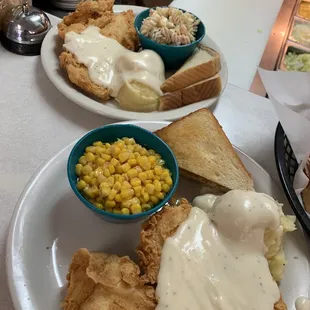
top-left (134, 6), bottom-right (206, 49)
top-left (67, 123), bottom-right (179, 220)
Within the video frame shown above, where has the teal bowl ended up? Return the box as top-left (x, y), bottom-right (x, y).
top-left (134, 7), bottom-right (205, 70)
top-left (67, 124), bottom-right (179, 223)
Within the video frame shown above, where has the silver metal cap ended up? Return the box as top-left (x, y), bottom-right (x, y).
top-left (1, 2), bottom-right (51, 55)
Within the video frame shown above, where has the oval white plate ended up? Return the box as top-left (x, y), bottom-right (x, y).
top-left (41, 5), bottom-right (228, 121)
top-left (7, 121), bottom-right (309, 310)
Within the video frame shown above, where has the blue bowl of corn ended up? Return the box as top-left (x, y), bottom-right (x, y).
top-left (67, 124), bottom-right (179, 223)
top-left (134, 7), bottom-right (205, 70)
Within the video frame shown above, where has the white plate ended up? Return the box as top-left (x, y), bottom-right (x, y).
top-left (7, 121), bottom-right (309, 310)
top-left (41, 5), bottom-right (228, 121)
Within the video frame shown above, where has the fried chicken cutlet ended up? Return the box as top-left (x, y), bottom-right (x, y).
top-left (62, 248), bottom-right (156, 310)
top-left (58, 0), bottom-right (139, 101)
top-left (136, 203), bottom-right (287, 310)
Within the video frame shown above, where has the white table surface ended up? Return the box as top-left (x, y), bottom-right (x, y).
top-left (0, 11), bottom-right (305, 310)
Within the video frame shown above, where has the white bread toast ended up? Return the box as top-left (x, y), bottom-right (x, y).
top-left (155, 108), bottom-right (254, 194)
top-left (161, 45), bottom-right (221, 93)
top-left (158, 75), bottom-right (221, 111)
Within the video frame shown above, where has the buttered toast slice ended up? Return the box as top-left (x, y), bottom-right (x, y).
top-left (155, 108), bottom-right (254, 194)
top-left (158, 74), bottom-right (221, 111)
top-left (161, 46), bottom-right (221, 93)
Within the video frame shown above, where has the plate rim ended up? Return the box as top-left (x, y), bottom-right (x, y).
top-left (41, 5), bottom-right (228, 121)
top-left (6, 120), bottom-right (309, 310)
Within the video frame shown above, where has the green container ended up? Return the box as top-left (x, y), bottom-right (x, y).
top-left (67, 124), bottom-right (179, 223)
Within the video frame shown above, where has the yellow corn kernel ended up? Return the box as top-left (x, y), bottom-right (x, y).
top-left (153, 175), bottom-right (160, 181)
top-left (93, 167), bottom-right (103, 178)
top-left (108, 164), bottom-right (115, 174)
top-left (91, 178), bottom-right (98, 186)
top-left (139, 148), bottom-right (148, 156)
top-left (119, 152), bottom-right (130, 163)
top-left (79, 156), bottom-right (87, 165)
top-left (100, 182), bottom-right (109, 188)
top-left (130, 177), bottom-right (141, 187)
top-left (135, 165), bottom-right (142, 173)
top-left (122, 163), bottom-right (131, 173)
top-left (86, 146), bottom-right (96, 153)
top-left (94, 202), bottom-right (104, 210)
top-left (165, 177), bottom-right (173, 186)
top-left (150, 195), bottom-right (159, 204)
top-left (75, 164), bottom-right (83, 176)
top-left (145, 183), bottom-right (155, 194)
top-left (122, 181), bottom-right (132, 189)
top-left (138, 172), bottom-right (147, 182)
top-left (116, 140), bottom-right (125, 149)
top-left (81, 164), bottom-right (92, 175)
top-left (127, 168), bottom-right (138, 179)
top-left (113, 181), bottom-right (122, 192)
top-left (111, 145), bottom-right (121, 157)
top-left (154, 166), bottom-right (163, 176)
top-left (113, 208), bottom-right (122, 214)
top-left (115, 164), bottom-right (123, 174)
top-left (160, 171), bottom-right (170, 180)
top-left (100, 153), bottom-right (111, 161)
top-left (84, 187), bottom-right (97, 198)
top-left (148, 155), bottom-right (156, 164)
top-left (106, 208), bottom-right (114, 213)
top-left (95, 146), bottom-right (105, 154)
top-left (111, 157), bottom-right (119, 167)
top-left (128, 145), bottom-right (135, 152)
top-left (108, 188), bottom-right (117, 200)
top-left (146, 170), bottom-right (154, 180)
top-left (133, 185), bottom-right (142, 197)
top-left (131, 204), bottom-right (142, 214)
top-left (142, 203), bottom-right (152, 211)
top-left (133, 152), bottom-right (141, 158)
top-left (128, 158), bottom-right (137, 166)
top-left (97, 174), bottom-right (107, 183)
top-left (137, 156), bottom-right (148, 167)
top-left (143, 179), bottom-right (152, 185)
top-left (122, 173), bottom-right (129, 181)
top-left (115, 194), bottom-right (122, 202)
top-left (116, 175), bottom-right (124, 184)
top-left (142, 192), bottom-right (149, 203)
top-left (105, 200), bottom-right (116, 208)
top-left (155, 192), bottom-right (165, 200)
top-left (141, 161), bottom-right (152, 171)
top-left (134, 144), bottom-right (142, 152)
top-left (93, 141), bottom-right (103, 146)
top-left (85, 152), bottom-right (95, 162)
top-left (124, 137), bottom-right (135, 145)
top-left (100, 186), bottom-right (111, 197)
top-left (154, 180), bottom-right (162, 192)
top-left (162, 183), bottom-right (170, 193)
top-left (102, 168), bottom-right (110, 178)
top-left (83, 175), bottom-right (92, 184)
top-left (121, 188), bottom-right (134, 199)
top-left (76, 180), bottom-right (87, 191)
top-left (121, 208), bottom-right (130, 215)
top-left (107, 176), bottom-right (115, 187)
top-left (95, 157), bottom-right (105, 166)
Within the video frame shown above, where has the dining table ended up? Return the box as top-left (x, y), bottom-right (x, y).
top-left (0, 4), bottom-right (309, 310)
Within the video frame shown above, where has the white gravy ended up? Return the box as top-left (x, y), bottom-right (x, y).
top-left (156, 190), bottom-right (282, 310)
top-left (64, 26), bottom-right (165, 97)
top-left (296, 297), bottom-right (310, 310)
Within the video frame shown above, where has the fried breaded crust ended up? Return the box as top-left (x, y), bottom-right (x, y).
top-left (136, 203), bottom-right (192, 284)
top-left (137, 204), bottom-right (287, 310)
top-left (58, 2), bottom-right (139, 101)
top-left (62, 248), bottom-right (156, 310)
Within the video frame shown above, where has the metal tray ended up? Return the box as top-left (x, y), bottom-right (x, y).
top-left (288, 16), bottom-right (310, 47)
top-left (278, 41), bottom-right (310, 70)
top-left (297, 0), bottom-right (310, 20)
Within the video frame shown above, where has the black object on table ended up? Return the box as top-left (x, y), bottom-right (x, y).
top-left (274, 122), bottom-right (310, 236)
